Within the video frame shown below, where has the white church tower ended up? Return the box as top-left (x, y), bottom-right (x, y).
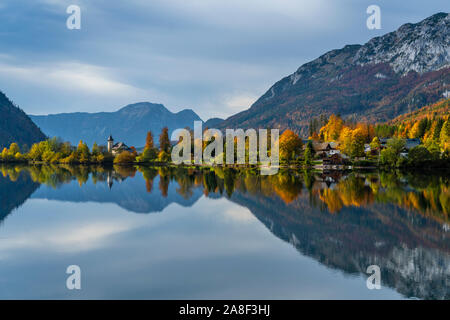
top-left (107, 135), bottom-right (114, 153)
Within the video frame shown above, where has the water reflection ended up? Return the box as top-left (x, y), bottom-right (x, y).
top-left (0, 164), bottom-right (448, 299)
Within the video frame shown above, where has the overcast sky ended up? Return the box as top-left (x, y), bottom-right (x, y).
top-left (0, 0), bottom-right (448, 120)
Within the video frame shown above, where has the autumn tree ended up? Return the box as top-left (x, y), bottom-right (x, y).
top-left (159, 127), bottom-right (171, 153)
top-left (77, 140), bottom-right (90, 163)
top-left (145, 131), bottom-right (154, 149)
top-left (319, 114), bottom-right (344, 142)
top-left (369, 137), bottom-right (381, 152)
top-left (113, 151), bottom-right (136, 164)
top-left (338, 127), bottom-right (353, 156)
top-left (350, 128), bottom-right (365, 157)
top-left (439, 119), bottom-right (449, 152)
top-left (279, 130), bottom-right (303, 161)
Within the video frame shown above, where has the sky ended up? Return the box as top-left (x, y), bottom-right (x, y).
top-left (0, 0), bottom-right (448, 120)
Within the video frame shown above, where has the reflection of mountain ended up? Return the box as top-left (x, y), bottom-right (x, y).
top-left (228, 190), bottom-right (449, 300)
top-left (0, 171), bottom-right (40, 223)
top-left (0, 165), bottom-right (448, 299)
top-left (31, 175), bottom-right (204, 214)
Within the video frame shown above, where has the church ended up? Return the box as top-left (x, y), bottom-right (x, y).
top-left (107, 135), bottom-right (133, 155)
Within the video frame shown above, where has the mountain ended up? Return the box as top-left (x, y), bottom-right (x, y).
top-left (218, 12), bottom-right (450, 136)
top-left (204, 117), bottom-right (224, 128)
top-left (389, 98), bottom-right (449, 124)
top-left (0, 91), bottom-right (46, 149)
top-left (30, 102), bottom-right (202, 147)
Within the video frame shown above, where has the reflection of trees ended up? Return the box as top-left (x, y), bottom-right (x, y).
top-left (1, 164), bottom-right (139, 189)
top-left (3, 164), bottom-right (448, 222)
top-left (113, 165), bottom-right (137, 179)
top-left (317, 176), bottom-right (373, 213)
top-left (139, 166), bottom-right (158, 193)
top-left (158, 167), bottom-right (171, 198)
top-left (173, 167), bottom-right (198, 199)
top-left (307, 171), bottom-right (449, 222)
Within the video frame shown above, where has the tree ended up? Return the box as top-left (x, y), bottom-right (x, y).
top-left (380, 138), bottom-right (405, 167)
top-left (113, 151), bottom-right (136, 164)
top-left (380, 148), bottom-right (397, 167)
top-left (8, 143), bottom-right (20, 156)
top-left (1, 147), bottom-right (10, 161)
top-left (77, 140), bottom-right (90, 163)
top-left (145, 131), bottom-right (154, 150)
top-left (408, 121), bottom-right (420, 139)
top-left (350, 128), bottom-right (365, 157)
top-left (439, 119), bottom-right (449, 152)
top-left (320, 114), bottom-right (344, 141)
top-left (338, 127), bottom-right (353, 156)
top-left (158, 150), bottom-right (171, 162)
top-left (355, 123), bottom-right (374, 142)
top-left (279, 129), bottom-right (303, 161)
top-left (92, 142), bottom-right (100, 155)
top-left (369, 137), bottom-right (381, 152)
top-left (138, 147), bottom-right (157, 162)
top-left (159, 127), bottom-right (171, 153)
top-left (432, 118), bottom-right (444, 140)
top-left (386, 137), bottom-right (406, 155)
top-left (304, 147), bottom-right (312, 167)
top-left (407, 145), bottom-right (431, 165)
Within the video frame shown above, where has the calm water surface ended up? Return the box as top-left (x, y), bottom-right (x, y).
top-left (0, 165), bottom-right (448, 299)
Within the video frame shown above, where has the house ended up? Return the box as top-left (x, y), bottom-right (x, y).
top-left (379, 138), bottom-right (421, 150)
top-left (400, 138), bottom-right (421, 157)
top-left (312, 141), bottom-right (340, 158)
top-left (107, 135), bottom-right (133, 155)
top-left (405, 138), bottom-right (421, 150)
top-left (379, 138), bottom-right (389, 149)
top-left (322, 153), bottom-right (344, 165)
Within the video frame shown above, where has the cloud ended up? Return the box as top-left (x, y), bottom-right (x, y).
top-left (224, 94), bottom-right (258, 113)
top-left (0, 0), bottom-right (447, 118)
top-left (0, 221), bottom-right (139, 255)
top-left (0, 61), bottom-right (145, 96)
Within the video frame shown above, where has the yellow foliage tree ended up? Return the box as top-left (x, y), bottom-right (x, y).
top-left (279, 129), bottom-right (303, 160)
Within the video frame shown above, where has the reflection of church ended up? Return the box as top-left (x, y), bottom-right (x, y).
top-left (107, 135), bottom-right (133, 155)
top-left (105, 169), bottom-right (128, 189)
top-left (107, 171), bottom-right (113, 189)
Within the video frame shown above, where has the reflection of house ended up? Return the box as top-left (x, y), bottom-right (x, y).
top-left (322, 153), bottom-right (346, 171)
top-left (107, 135), bottom-right (133, 155)
top-left (313, 141), bottom-right (340, 157)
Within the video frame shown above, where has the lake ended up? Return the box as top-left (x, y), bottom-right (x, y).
top-left (0, 164), bottom-right (448, 299)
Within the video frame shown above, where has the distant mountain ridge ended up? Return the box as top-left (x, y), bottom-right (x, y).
top-left (30, 102), bottom-right (203, 147)
top-left (217, 12), bottom-right (450, 136)
top-left (0, 91), bottom-right (46, 149)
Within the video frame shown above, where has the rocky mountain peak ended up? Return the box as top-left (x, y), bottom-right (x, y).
top-left (353, 12), bottom-right (449, 74)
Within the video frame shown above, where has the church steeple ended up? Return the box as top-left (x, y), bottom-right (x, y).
top-left (107, 134), bottom-right (114, 152)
